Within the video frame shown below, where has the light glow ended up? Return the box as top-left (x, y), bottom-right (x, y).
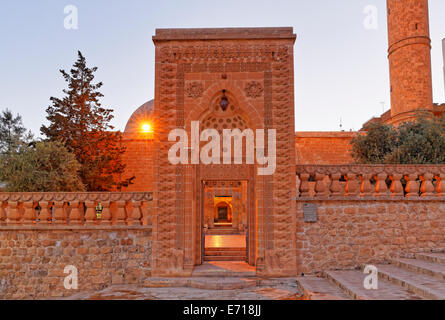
top-left (142, 123), bottom-right (152, 133)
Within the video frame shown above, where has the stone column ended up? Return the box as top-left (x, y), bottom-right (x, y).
top-left (204, 191), bottom-right (214, 229)
top-left (232, 192), bottom-right (241, 230)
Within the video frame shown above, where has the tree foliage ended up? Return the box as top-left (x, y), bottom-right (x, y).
top-left (351, 116), bottom-right (445, 164)
top-left (0, 109), bottom-right (33, 154)
top-left (40, 51), bottom-right (133, 191)
top-left (0, 141), bottom-right (85, 192)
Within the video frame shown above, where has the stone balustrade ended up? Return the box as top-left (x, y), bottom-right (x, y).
top-left (296, 165), bottom-right (445, 199)
top-left (0, 192), bottom-right (153, 227)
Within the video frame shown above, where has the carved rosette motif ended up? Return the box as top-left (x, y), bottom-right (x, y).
top-left (245, 81), bottom-right (263, 98)
top-left (185, 81), bottom-right (204, 98)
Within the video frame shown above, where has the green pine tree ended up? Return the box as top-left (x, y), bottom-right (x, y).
top-left (0, 109), bottom-right (33, 154)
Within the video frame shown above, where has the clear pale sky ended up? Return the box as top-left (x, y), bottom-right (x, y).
top-left (1, 0), bottom-right (444, 136)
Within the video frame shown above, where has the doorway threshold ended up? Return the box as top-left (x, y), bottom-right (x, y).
top-left (192, 261), bottom-right (256, 278)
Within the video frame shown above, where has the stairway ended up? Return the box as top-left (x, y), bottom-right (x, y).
top-left (206, 227), bottom-right (243, 235)
top-left (296, 252), bottom-right (445, 300)
top-left (204, 247), bottom-right (247, 261)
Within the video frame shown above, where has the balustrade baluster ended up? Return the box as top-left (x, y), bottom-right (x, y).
top-left (299, 174), bottom-right (310, 197)
top-left (38, 201), bottom-right (52, 224)
top-left (420, 173), bottom-right (435, 197)
top-left (128, 200), bottom-right (142, 226)
top-left (23, 202), bottom-right (36, 225)
top-left (295, 175), bottom-right (301, 198)
top-left (330, 174), bottom-right (343, 197)
top-left (114, 201), bottom-right (127, 225)
top-left (0, 201), bottom-right (7, 225)
top-left (360, 174), bottom-right (373, 197)
top-left (375, 173), bottom-right (389, 196)
top-left (69, 201), bottom-right (83, 225)
top-left (435, 174), bottom-right (443, 197)
top-left (315, 173), bottom-right (329, 197)
top-left (53, 201), bottom-right (67, 224)
top-left (389, 174), bottom-right (404, 197)
top-left (100, 201), bottom-right (111, 225)
top-left (346, 174), bottom-right (360, 197)
top-left (405, 174), bottom-right (420, 197)
top-left (6, 201), bottom-right (21, 225)
top-left (84, 201), bottom-right (96, 225)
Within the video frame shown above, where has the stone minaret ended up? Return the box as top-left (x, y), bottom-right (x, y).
top-left (387, 0), bottom-right (433, 124)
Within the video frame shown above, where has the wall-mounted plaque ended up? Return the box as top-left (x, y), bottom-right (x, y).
top-left (303, 203), bottom-right (318, 222)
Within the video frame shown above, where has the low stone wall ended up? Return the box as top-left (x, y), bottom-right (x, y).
top-left (0, 227), bottom-right (151, 299)
top-left (296, 200), bottom-right (445, 273)
top-left (0, 192), bottom-right (153, 299)
top-left (296, 165), bottom-right (445, 273)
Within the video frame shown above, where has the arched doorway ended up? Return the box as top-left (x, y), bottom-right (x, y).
top-left (195, 90), bottom-right (254, 264)
top-left (214, 199), bottom-right (232, 224)
top-left (202, 179), bottom-right (250, 264)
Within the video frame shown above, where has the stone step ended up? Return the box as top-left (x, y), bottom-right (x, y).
top-left (206, 229), bottom-right (243, 235)
top-left (209, 226), bottom-right (237, 229)
top-left (295, 276), bottom-right (351, 300)
top-left (415, 252), bottom-right (445, 265)
top-left (205, 247), bottom-right (246, 252)
top-left (191, 270), bottom-right (256, 277)
top-left (143, 277), bottom-right (258, 290)
top-left (324, 270), bottom-right (422, 300)
top-left (389, 257), bottom-right (445, 281)
top-left (213, 223), bottom-right (233, 227)
top-left (192, 263), bottom-right (256, 278)
top-left (376, 264), bottom-right (445, 299)
top-left (204, 250), bottom-right (246, 256)
top-left (204, 255), bottom-right (246, 261)
top-left (204, 246), bottom-right (246, 261)
top-left (190, 278), bottom-right (257, 290)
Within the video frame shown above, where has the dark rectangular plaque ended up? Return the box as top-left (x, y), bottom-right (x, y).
top-left (303, 203), bottom-right (318, 222)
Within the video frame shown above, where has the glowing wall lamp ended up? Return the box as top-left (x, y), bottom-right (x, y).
top-left (141, 123), bottom-right (154, 140)
top-left (142, 123), bottom-right (152, 133)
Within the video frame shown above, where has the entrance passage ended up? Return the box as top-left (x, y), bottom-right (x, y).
top-left (202, 180), bottom-right (248, 262)
top-left (204, 235), bottom-right (246, 262)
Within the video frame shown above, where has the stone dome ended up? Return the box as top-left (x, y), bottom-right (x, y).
top-left (124, 100), bottom-right (154, 133)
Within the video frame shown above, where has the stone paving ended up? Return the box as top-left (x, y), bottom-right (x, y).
top-left (62, 279), bottom-right (303, 300)
top-left (51, 253), bottom-right (445, 300)
top-left (58, 262), bottom-right (303, 300)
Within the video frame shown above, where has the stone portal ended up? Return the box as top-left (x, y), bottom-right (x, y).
top-left (151, 27), bottom-right (298, 277)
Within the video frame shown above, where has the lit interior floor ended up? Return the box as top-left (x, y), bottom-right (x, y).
top-left (205, 235), bottom-right (246, 248)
